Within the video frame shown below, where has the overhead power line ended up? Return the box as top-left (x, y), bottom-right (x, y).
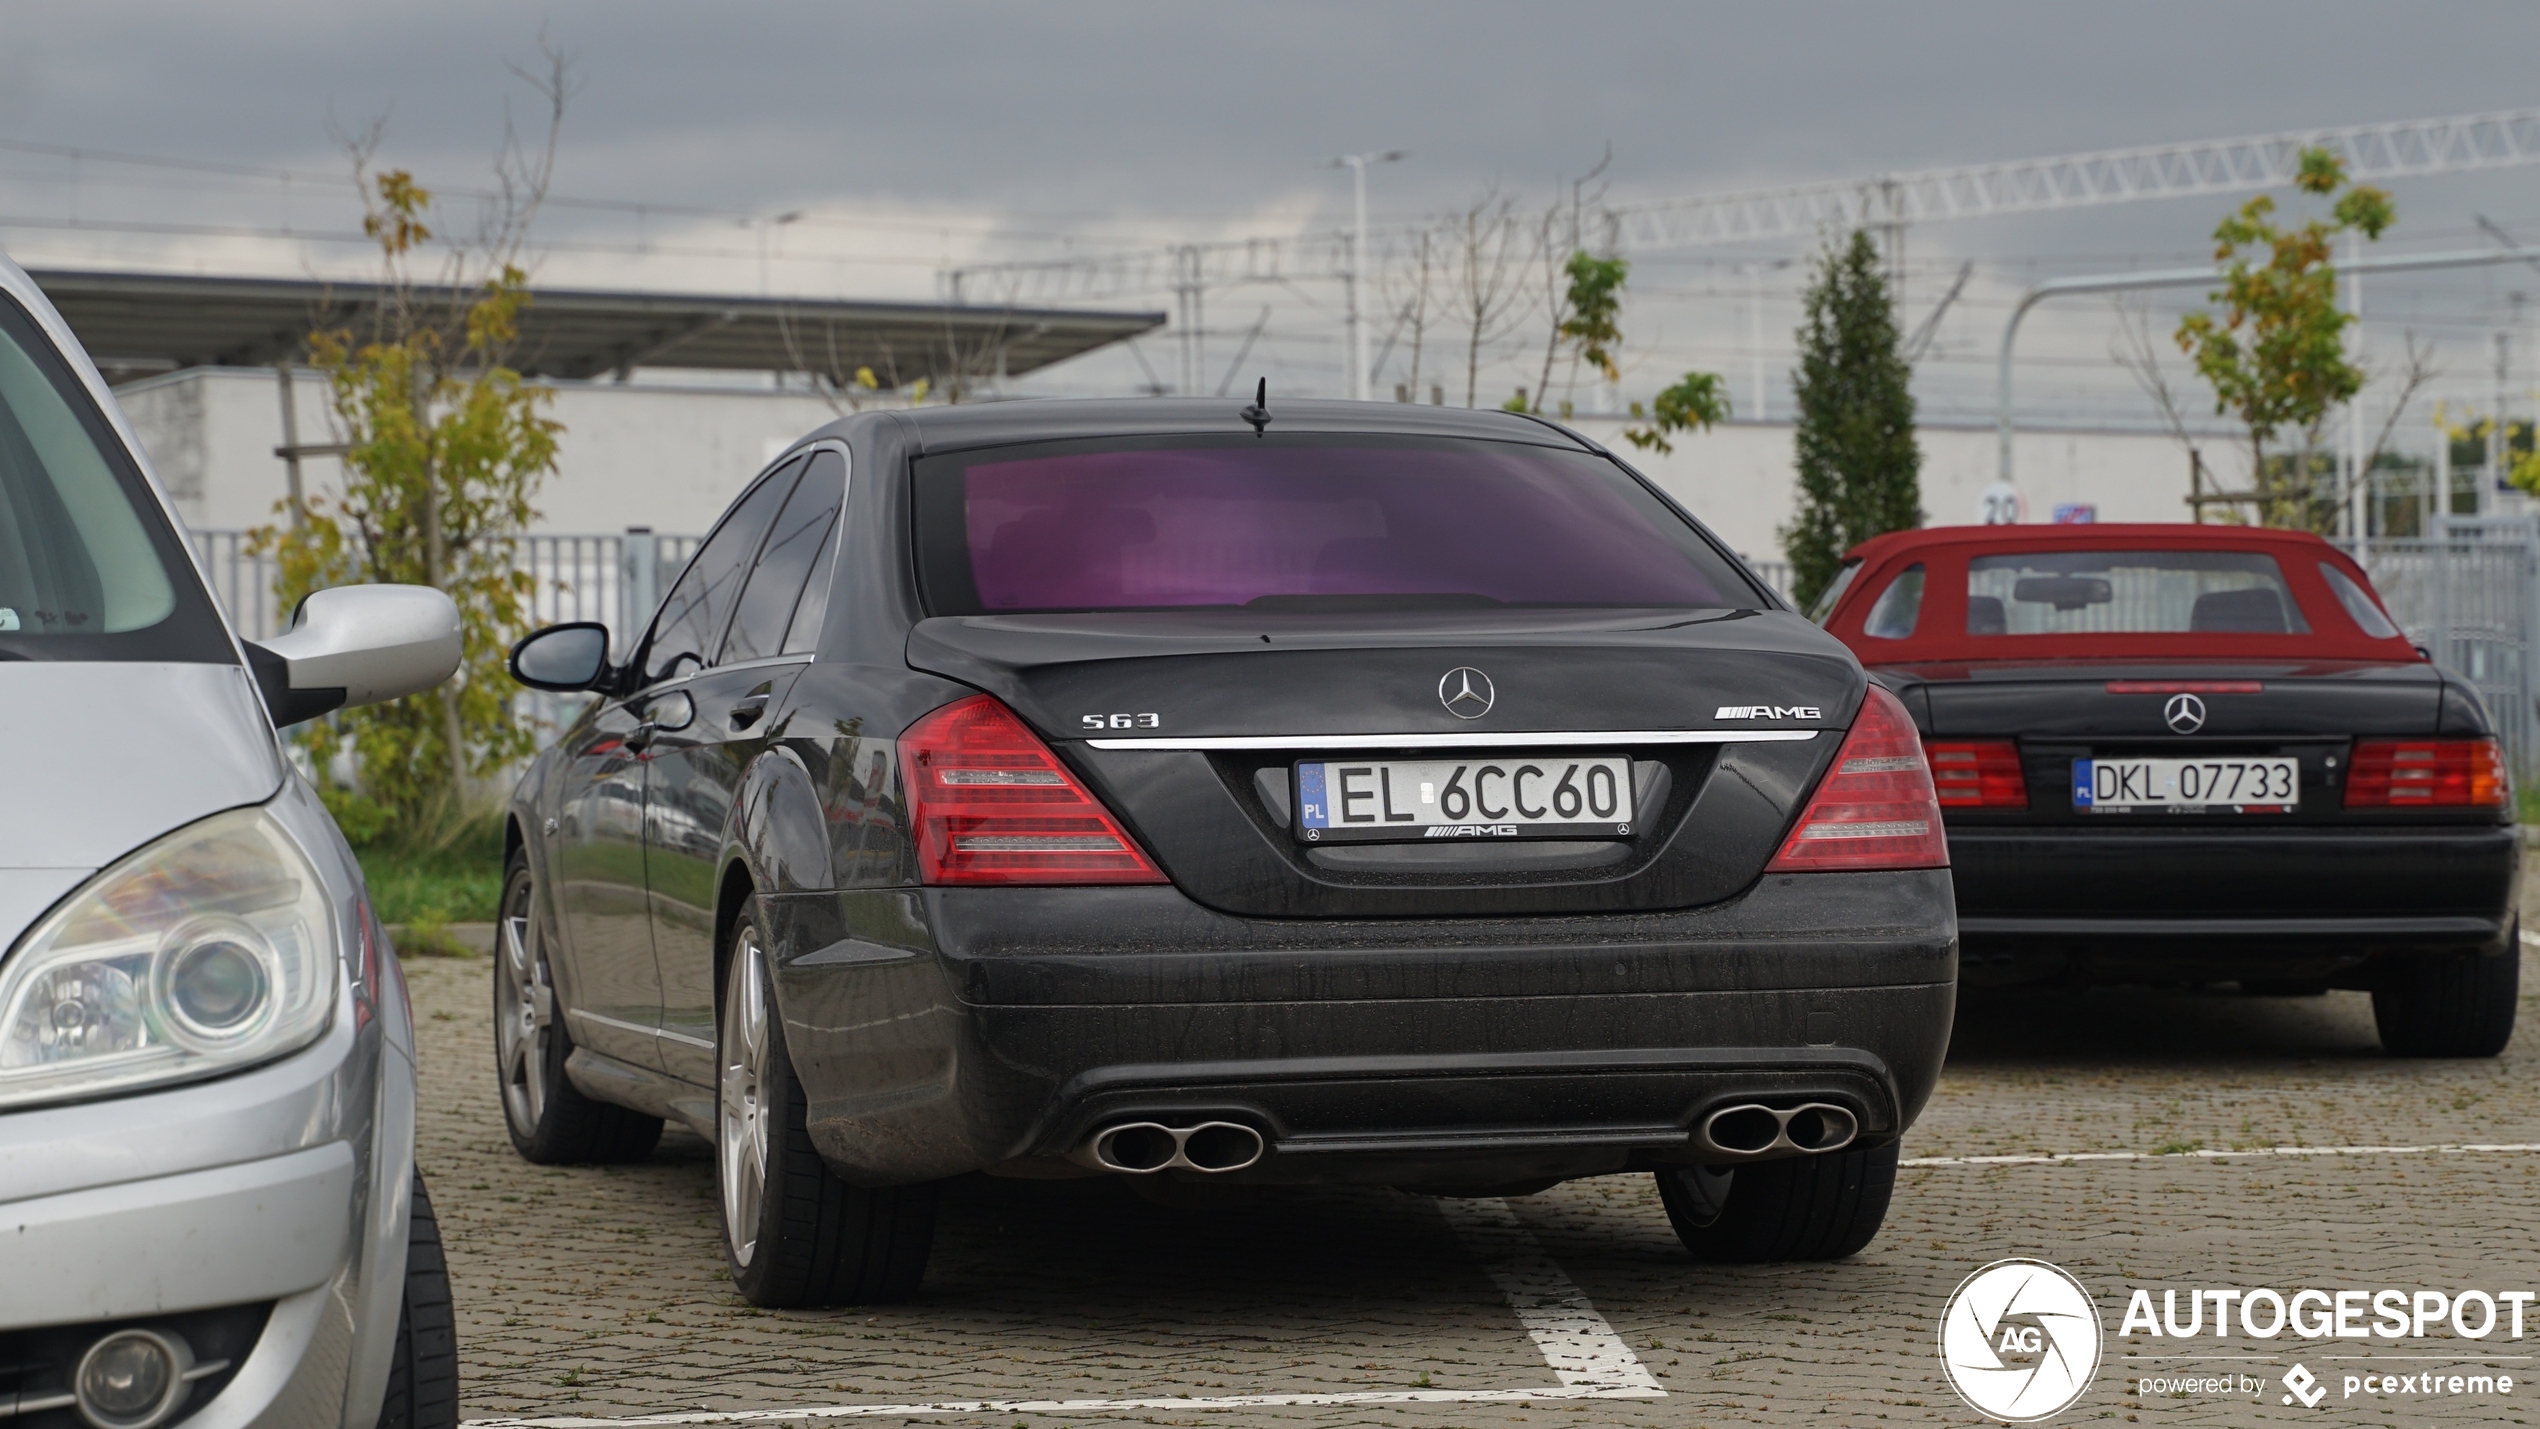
top-left (945, 108), bottom-right (2540, 305)
top-left (0, 136), bottom-right (1137, 244)
top-left (1613, 107), bottom-right (2540, 251)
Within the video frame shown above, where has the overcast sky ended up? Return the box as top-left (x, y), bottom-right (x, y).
top-left (4, 1), bottom-right (2538, 425)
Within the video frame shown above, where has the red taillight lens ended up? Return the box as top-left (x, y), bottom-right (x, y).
top-left (1923, 739), bottom-right (2028, 808)
top-left (898, 695), bottom-right (1167, 885)
top-left (1767, 686), bottom-right (1949, 872)
top-left (2343, 737), bottom-right (2509, 808)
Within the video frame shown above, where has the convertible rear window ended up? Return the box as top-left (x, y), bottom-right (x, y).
top-left (0, 295), bottom-right (228, 662)
top-left (1966, 550), bottom-right (2310, 636)
top-left (913, 434), bottom-right (1758, 615)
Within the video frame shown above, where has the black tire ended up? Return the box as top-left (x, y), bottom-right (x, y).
top-left (2373, 921), bottom-right (2519, 1058)
top-left (716, 913), bottom-right (937, 1307)
top-left (494, 849), bottom-right (664, 1165)
top-left (376, 1173), bottom-right (457, 1429)
top-left (1655, 1142), bottom-right (1898, 1263)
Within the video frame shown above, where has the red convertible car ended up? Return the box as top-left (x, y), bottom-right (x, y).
top-left (1815, 523), bottom-right (2519, 1057)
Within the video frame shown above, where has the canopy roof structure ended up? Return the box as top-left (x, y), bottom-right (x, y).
top-left (25, 268), bottom-right (1166, 385)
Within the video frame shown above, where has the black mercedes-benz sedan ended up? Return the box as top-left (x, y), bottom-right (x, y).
top-left (1819, 522), bottom-right (2518, 1058)
top-left (498, 398), bottom-right (1957, 1303)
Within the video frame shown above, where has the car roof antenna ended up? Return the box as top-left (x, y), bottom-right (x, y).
top-left (1240, 377), bottom-right (1271, 436)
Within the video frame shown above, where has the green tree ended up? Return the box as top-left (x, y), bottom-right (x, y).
top-left (1781, 230), bottom-right (1921, 608)
top-left (1621, 372), bottom-right (1730, 456)
top-left (1515, 248), bottom-right (1628, 415)
top-left (2176, 147), bottom-right (2394, 530)
top-left (249, 59), bottom-right (566, 829)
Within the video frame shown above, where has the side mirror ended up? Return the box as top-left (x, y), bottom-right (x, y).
top-left (509, 622), bottom-right (614, 692)
top-left (245, 584), bottom-right (464, 727)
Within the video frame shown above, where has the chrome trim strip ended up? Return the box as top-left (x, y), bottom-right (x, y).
top-left (1084, 729), bottom-right (1822, 751)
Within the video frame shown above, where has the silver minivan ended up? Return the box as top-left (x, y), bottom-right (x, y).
top-left (0, 252), bottom-right (464, 1429)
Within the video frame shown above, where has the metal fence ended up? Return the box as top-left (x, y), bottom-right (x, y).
top-left (191, 528), bottom-right (703, 752)
top-left (1743, 557), bottom-right (1795, 602)
top-left (192, 527), bottom-right (2540, 775)
top-left (2349, 516), bottom-right (2540, 777)
top-left (189, 529), bottom-right (702, 653)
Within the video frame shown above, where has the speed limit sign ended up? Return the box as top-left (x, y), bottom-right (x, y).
top-left (1975, 481), bottom-right (2024, 525)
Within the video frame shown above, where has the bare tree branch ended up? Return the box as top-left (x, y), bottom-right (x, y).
top-left (1449, 187), bottom-right (1527, 408)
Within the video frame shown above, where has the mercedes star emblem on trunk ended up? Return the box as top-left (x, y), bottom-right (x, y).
top-left (1439, 667), bottom-right (1495, 719)
top-left (2165, 693), bottom-right (2207, 733)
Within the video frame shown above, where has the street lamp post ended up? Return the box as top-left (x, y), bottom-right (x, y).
top-left (752, 210), bottom-right (804, 298)
top-left (1331, 150), bottom-right (1405, 401)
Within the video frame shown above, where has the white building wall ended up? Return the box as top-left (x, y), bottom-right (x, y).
top-left (110, 366), bottom-right (845, 537)
top-left (110, 367), bottom-right (2200, 552)
top-left (1565, 414), bottom-right (2197, 563)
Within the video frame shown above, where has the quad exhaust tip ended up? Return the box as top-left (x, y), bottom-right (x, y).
top-left (1079, 1120), bottom-right (1266, 1174)
top-left (1698, 1102), bottom-right (1859, 1159)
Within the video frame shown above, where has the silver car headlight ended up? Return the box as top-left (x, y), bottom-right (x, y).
top-left (0, 806), bottom-right (336, 1110)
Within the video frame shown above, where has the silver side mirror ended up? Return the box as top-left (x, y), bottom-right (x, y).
top-left (247, 585), bottom-right (463, 726)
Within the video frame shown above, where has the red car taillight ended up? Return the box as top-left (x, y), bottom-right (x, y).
top-left (1924, 739), bottom-right (2028, 808)
top-left (2343, 737), bottom-right (2508, 808)
top-left (898, 695), bottom-right (1167, 885)
top-left (1767, 685), bottom-right (1949, 872)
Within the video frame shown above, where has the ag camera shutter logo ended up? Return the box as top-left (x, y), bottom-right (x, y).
top-left (1938, 1258), bottom-right (2103, 1422)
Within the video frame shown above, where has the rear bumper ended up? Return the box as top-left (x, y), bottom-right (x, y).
top-left (766, 868), bottom-right (1958, 1188)
top-left (1949, 823), bottom-right (2519, 982)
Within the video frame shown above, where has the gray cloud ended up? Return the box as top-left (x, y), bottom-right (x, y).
top-left (4, 1), bottom-right (2537, 422)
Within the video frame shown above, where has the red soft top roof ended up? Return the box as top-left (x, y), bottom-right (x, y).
top-left (1823, 522), bottom-right (2420, 664)
top-left (1840, 522), bottom-right (2350, 563)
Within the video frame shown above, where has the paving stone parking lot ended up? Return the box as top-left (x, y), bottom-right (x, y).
top-left (407, 883), bottom-right (2540, 1427)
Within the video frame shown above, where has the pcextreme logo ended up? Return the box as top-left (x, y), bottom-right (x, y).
top-left (1938, 1259), bottom-right (2103, 1422)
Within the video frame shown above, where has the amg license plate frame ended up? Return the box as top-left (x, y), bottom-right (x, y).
top-left (1294, 754), bottom-right (1635, 843)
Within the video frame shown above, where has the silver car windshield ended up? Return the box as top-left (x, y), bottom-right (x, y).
top-left (0, 293), bottom-right (227, 661)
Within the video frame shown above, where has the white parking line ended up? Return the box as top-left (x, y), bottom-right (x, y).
top-left (458, 1198), bottom-right (1663, 1428)
top-left (1903, 1141), bottom-right (2540, 1168)
top-left (460, 1385), bottom-right (1650, 1427)
top-left (1433, 1196), bottom-right (1665, 1394)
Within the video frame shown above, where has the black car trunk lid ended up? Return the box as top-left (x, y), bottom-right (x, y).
top-left (909, 607), bottom-right (1865, 917)
top-left (1904, 658), bottom-right (2446, 827)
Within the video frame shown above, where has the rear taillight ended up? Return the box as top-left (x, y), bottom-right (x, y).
top-left (1767, 686), bottom-right (1949, 872)
top-left (898, 695), bottom-right (1167, 885)
top-left (2343, 737), bottom-right (2508, 808)
top-left (1924, 739), bottom-right (2028, 808)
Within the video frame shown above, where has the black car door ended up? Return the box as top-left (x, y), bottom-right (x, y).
top-left (648, 449), bottom-right (846, 1086)
top-left (552, 458), bottom-right (798, 1075)
top-left (551, 694), bottom-right (666, 1069)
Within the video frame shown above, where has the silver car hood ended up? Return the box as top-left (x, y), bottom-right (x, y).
top-left (0, 663), bottom-right (282, 941)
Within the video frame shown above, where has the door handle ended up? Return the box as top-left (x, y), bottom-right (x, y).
top-left (729, 694), bottom-right (770, 730)
top-left (626, 690), bottom-right (696, 751)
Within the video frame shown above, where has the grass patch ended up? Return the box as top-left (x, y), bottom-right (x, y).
top-left (348, 795), bottom-right (507, 928)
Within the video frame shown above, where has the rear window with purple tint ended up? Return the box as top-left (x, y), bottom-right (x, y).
top-left (912, 436), bottom-right (1756, 614)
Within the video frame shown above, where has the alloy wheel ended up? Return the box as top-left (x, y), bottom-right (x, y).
top-left (494, 878), bottom-right (553, 1135)
top-left (718, 927), bottom-right (773, 1267)
top-left (1671, 1164), bottom-right (1735, 1227)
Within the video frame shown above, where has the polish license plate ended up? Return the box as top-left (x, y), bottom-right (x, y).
top-left (1295, 755), bottom-right (1635, 843)
top-left (2072, 757), bottom-right (2299, 812)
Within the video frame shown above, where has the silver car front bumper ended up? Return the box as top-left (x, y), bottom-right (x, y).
top-left (0, 895), bottom-right (418, 1429)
